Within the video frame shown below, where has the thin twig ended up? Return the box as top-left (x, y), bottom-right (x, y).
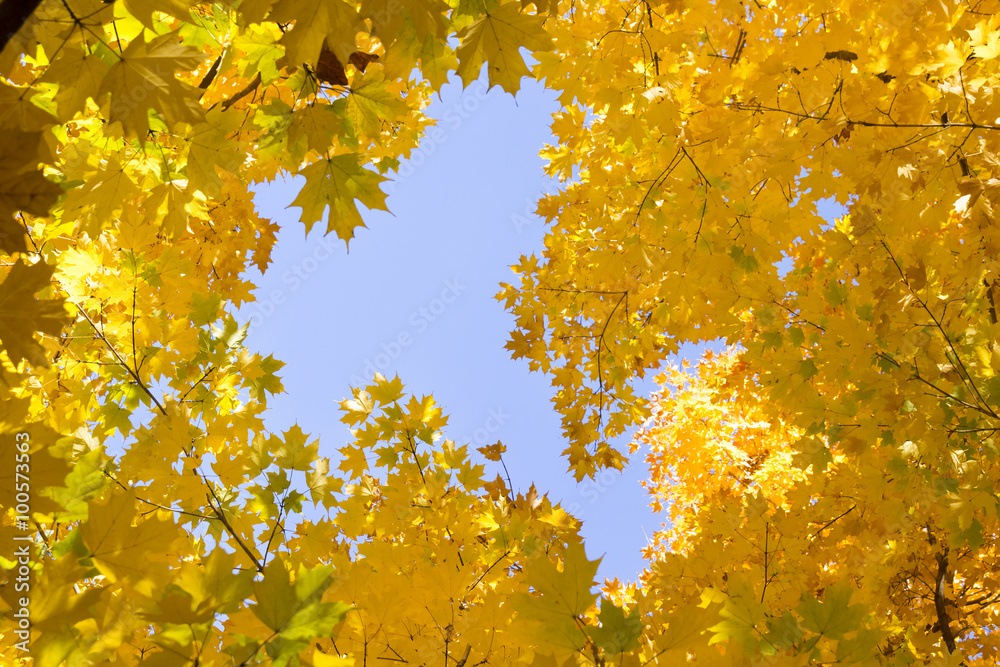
top-left (809, 504), bottom-right (856, 540)
top-left (181, 366), bottom-right (215, 401)
top-left (75, 303), bottom-right (166, 416)
top-left (104, 470), bottom-right (215, 520)
top-left (217, 72), bottom-right (262, 111)
top-left (205, 484), bottom-right (263, 573)
top-left (880, 240), bottom-right (998, 420)
top-left (734, 101), bottom-right (1000, 131)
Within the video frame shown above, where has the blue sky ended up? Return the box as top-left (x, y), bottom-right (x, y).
top-left (243, 73), bottom-right (696, 582)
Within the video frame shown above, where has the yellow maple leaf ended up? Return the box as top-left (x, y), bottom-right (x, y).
top-left (0, 130), bottom-right (62, 253)
top-left (99, 32), bottom-right (206, 138)
top-left (456, 2), bottom-right (553, 94)
top-left (80, 490), bottom-right (177, 591)
top-left (291, 154), bottom-right (389, 242)
top-left (270, 0), bottom-right (365, 66)
top-left (0, 259), bottom-right (70, 366)
top-left (477, 440), bottom-right (506, 461)
top-left (345, 67), bottom-right (411, 140)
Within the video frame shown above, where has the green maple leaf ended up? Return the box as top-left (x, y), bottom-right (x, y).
top-left (456, 2), bottom-right (553, 94)
top-left (588, 599), bottom-right (643, 655)
top-left (836, 627), bottom-right (885, 663)
top-left (46, 448), bottom-right (108, 523)
top-left (287, 103), bottom-right (345, 160)
top-left (797, 582), bottom-right (864, 640)
top-left (510, 541), bottom-right (600, 651)
top-left (291, 154), bottom-right (389, 242)
top-left (708, 575), bottom-right (767, 648)
top-left (234, 24), bottom-right (285, 85)
top-left (417, 32), bottom-right (459, 90)
top-left (344, 68), bottom-right (410, 139)
top-left (374, 445), bottom-right (400, 468)
top-left (252, 559), bottom-right (318, 632)
top-left (252, 559), bottom-right (349, 644)
top-left (190, 291), bottom-right (223, 326)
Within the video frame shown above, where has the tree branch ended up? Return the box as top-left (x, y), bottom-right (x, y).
top-left (216, 72), bottom-right (262, 111)
top-left (879, 240), bottom-right (999, 420)
top-left (104, 470), bottom-right (215, 521)
top-left (734, 101), bottom-right (1000, 132)
top-left (205, 484), bottom-right (264, 573)
top-left (934, 549), bottom-right (958, 654)
top-left (76, 303), bottom-right (167, 416)
top-left (809, 504), bottom-right (856, 540)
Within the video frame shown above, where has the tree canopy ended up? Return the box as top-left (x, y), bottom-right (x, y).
top-left (503, 0), bottom-right (1000, 661)
top-left (2, 0), bottom-right (999, 664)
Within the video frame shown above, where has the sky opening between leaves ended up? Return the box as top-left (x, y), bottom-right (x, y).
top-left (242, 72), bottom-right (667, 581)
top-left (239, 69), bottom-right (845, 581)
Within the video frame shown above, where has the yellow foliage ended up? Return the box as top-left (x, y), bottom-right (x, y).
top-left (4, 0), bottom-right (1000, 664)
top-left (502, 0), bottom-right (1000, 661)
top-left (0, 1), bottom-right (568, 665)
